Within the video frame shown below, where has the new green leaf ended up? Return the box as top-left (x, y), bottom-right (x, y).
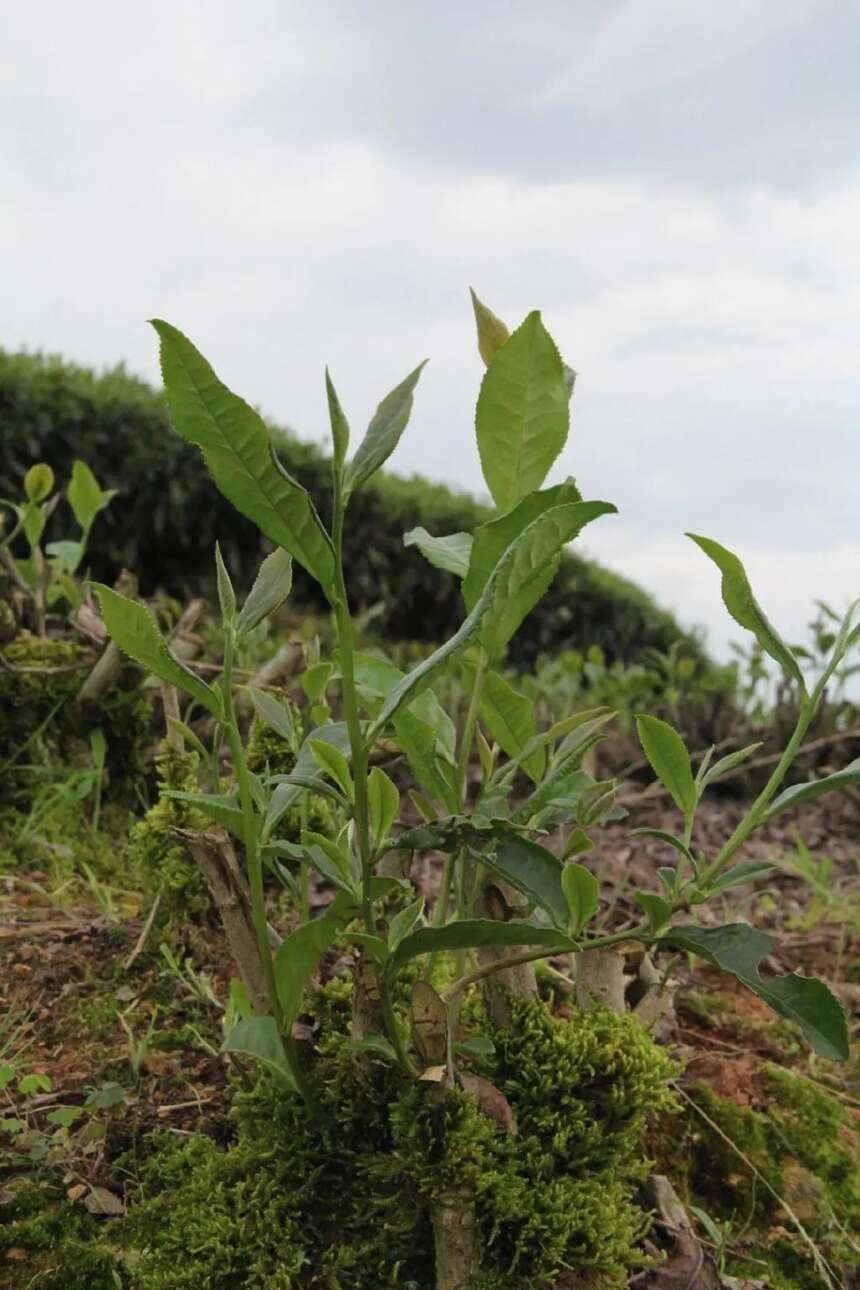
top-left (274, 912), bottom-right (344, 1027)
top-left (237, 547), bottom-right (293, 635)
top-left (562, 863), bottom-right (600, 936)
top-left (763, 758), bottom-right (860, 820)
top-left (151, 320), bottom-right (336, 594)
top-left (636, 714), bottom-right (697, 820)
top-left (475, 311), bottom-right (570, 512)
top-left (344, 361), bottom-right (427, 493)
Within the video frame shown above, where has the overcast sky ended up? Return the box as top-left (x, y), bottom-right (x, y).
top-left (3, 0), bottom-right (859, 664)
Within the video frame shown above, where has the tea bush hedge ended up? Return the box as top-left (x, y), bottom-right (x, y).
top-left (0, 347), bottom-right (703, 667)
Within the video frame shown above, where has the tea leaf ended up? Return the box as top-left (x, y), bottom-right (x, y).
top-left (274, 912), bottom-right (344, 1027)
top-left (249, 688), bottom-right (297, 747)
top-left (659, 924), bottom-right (848, 1060)
top-left (687, 534), bottom-right (804, 688)
top-left (325, 368), bottom-right (350, 471)
top-left (469, 287), bottom-right (510, 366)
top-left (475, 311), bottom-right (569, 512)
top-left (165, 790), bottom-right (246, 843)
top-left (485, 833), bottom-right (568, 927)
top-left (403, 527), bottom-right (473, 578)
top-left (388, 895), bottom-right (424, 951)
top-left (371, 501), bottom-right (613, 732)
top-left (24, 463), bottom-right (54, 503)
top-left (477, 501), bottom-right (615, 657)
top-left (237, 547), bottom-right (293, 635)
top-left (151, 320), bottom-right (336, 594)
top-left (763, 757), bottom-right (860, 820)
top-left (636, 715), bottom-right (696, 820)
top-left (368, 767), bottom-right (400, 844)
top-left (633, 891), bottom-right (671, 933)
top-left (700, 741), bottom-right (762, 790)
top-left (214, 542), bottom-right (236, 625)
top-left (462, 477), bottom-right (581, 611)
top-left (707, 860), bottom-right (776, 896)
top-left (388, 919), bottom-right (572, 975)
top-left (223, 1016), bottom-right (297, 1089)
top-left (476, 669), bottom-right (544, 783)
top-left (93, 584), bottom-right (221, 716)
top-left (344, 361), bottom-right (427, 494)
top-left (68, 460), bottom-right (113, 531)
top-left (562, 863), bottom-right (600, 936)
top-left (309, 739), bottom-right (354, 799)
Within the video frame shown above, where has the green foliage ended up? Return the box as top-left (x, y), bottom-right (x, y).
top-left (0, 346), bottom-right (700, 668)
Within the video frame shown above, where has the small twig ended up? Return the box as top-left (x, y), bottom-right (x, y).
top-left (123, 891), bottom-right (163, 971)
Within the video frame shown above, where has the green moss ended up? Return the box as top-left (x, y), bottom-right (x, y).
top-left (0, 631), bottom-right (152, 814)
top-left (123, 987), bottom-right (676, 1289)
top-left (682, 1063), bottom-right (860, 1285)
top-left (0, 1184), bottom-right (124, 1289)
top-left (127, 744), bottom-right (209, 916)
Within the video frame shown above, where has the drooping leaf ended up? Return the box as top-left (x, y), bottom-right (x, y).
top-left (237, 547), bottom-right (293, 635)
top-left (368, 767), bottom-right (400, 844)
top-left (274, 911), bottom-right (344, 1027)
top-left (344, 362), bottom-right (427, 494)
top-left (659, 924), bottom-right (849, 1060)
top-left (636, 715), bottom-right (697, 820)
top-left (562, 863), bottom-right (600, 935)
top-left (687, 534), bottom-right (804, 688)
top-left (223, 1016), bottom-right (297, 1089)
top-left (404, 527), bottom-right (473, 578)
top-left (484, 833), bottom-right (568, 927)
top-left (462, 478), bottom-right (581, 611)
top-left (151, 320), bottom-right (335, 594)
top-left (475, 311), bottom-right (569, 512)
top-left (469, 287), bottom-right (510, 366)
top-left (763, 758), bottom-right (860, 820)
top-left (93, 584), bottom-right (221, 715)
top-left (388, 919), bottom-right (572, 975)
top-left (325, 368), bottom-right (350, 471)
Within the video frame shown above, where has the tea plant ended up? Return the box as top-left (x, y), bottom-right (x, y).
top-left (0, 460), bottom-right (115, 636)
top-left (92, 293), bottom-right (854, 1287)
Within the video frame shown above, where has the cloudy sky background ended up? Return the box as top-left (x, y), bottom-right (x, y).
top-left (3, 0), bottom-right (859, 665)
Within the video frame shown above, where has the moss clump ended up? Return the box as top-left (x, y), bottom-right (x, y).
top-left (0, 633), bottom-right (89, 807)
top-left (0, 1184), bottom-right (123, 1289)
top-left (0, 631), bottom-right (152, 813)
top-left (127, 744), bottom-right (209, 916)
top-left (683, 1063), bottom-right (860, 1286)
top-left (124, 985), bottom-right (676, 1289)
